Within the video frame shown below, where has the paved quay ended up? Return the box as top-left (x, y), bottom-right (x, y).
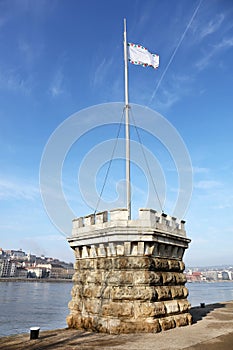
top-left (1, 301), bottom-right (233, 350)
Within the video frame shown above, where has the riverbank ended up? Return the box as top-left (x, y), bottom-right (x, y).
top-left (0, 277), bottom-right (73, 283)
top-left (1, 300), bottom-right (233, 349)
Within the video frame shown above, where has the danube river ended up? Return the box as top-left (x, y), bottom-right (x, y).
top-left (1, 281), bottom-right (233, 336)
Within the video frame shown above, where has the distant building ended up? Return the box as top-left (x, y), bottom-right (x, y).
top-left (37, 263), bottom-right (74, 279)
top-left (16, 267), bottom-right (28, 278)
top-left (221, 271), bottom-right (230, 280)
top-left (27, 266), bottom-right (48, 278)
top-left (186, 271), bottom-right (203, 282)
top-left (10, 249), bottom-right (26, 259)
top-left (0, 259), bottom-right (17, 277)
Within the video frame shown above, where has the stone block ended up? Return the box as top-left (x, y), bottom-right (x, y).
top-left (156, 286), bottom-right (171, 301)
top-left (133, 271), bottom-right (161, 285)
top-left (110, 208), bottom-right (128, 221)
top-left (98, 244), bottom-right (107, 257)
top-left (159, 316), bottom-right (175, 331)
top-left (144, 242), bottom-right (154, 255)
top-left (179, 261), bottom-right (185, 272)
top-left (95, 211), bottom-right (108, 224)
top-left (66, 314), bottom-right (82, 329)
top-left (75, 247), bottom-right (81, 258)
top-left (174, 313), bottom-right (190, 327)
top-left (131, 242), bottom-right (138, 255)
top-left (111, 286), bottom-right (155, 301)
top-left (79, 259), bottom-right (96, 270)
top-left (170, 286), bottom-right (185, 299)
top-left (138, 242), bottom-right (145, 255)
top-left (124, 242), bottom-right (131, 255)
top-left (178, 299), bottom-right (191, 312)
top-left (168, 259), bottom-right (181, 271)
top-left (90, 245), bottom-right (97, 258)
top-left (134, 301), bottom-right (166, 318)
top-left (96, 257), bottom-right (113, 270)
top-left (108, 271), bottom-right (133, 286)
top-left (102, 301), bottom-right (133, 317)
top-left (139, 208), bottom-right (157, 224)
top-left (175, 272), bottom-right (187, 284)
top-left (162, 272), bottom-right (175, 285)
top-left (114, 256), bottom-right (155, 270)
top-left (86, 271), bottom-right (102, 284)
top-left (84, 214), bottom-right (95, 226)
top-left (164, 300), bottom-right (179, 315)
top-left (81, 246), bottom-right (89, 258)
top-left (68, 300), bottom-right (82, 312)
top-left (71, 284), bottom-right (83, 298)
top-left (83, 285), bottom-right (102, 298)
top-left (153, 258), bottom-right (169, 271)
top-left (83, 299), bottom-right (101, 314)
top-left (152, 244), bottom-right (159, 256)
top-left (182, 286), bottom-right (189, 298)
top-left (116, 244), bottom-right (124, 256)
top-left (109, 319), bottom-right (161, 334)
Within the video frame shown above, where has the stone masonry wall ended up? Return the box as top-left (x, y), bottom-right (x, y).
top-left (67, 209), bottom-right (191, 334)
top-left (67, 255), bottom-right (192, 334)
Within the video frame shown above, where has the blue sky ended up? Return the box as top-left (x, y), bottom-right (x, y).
top-left (0, 0), bottom-right (233, 266)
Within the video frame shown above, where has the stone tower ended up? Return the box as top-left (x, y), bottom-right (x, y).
top-left (66, 208), bottom-right (192, 334)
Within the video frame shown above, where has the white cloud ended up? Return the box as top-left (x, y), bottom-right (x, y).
top-left (49, 69), bottom-right (64, 97)
top-left (199, 14), bottom-right (225, 39)
top-left (194, 180), bottom-right (222, 190)
top-left (154, 73), bottom-right (192, 111)
top-left (196, 36), bottom-right (233, 71)
top-left (0, 177), bottom-right (39, 200)
top-left (0, 68), bottom-right (31, 94)
top-left (91, 54), bottom-right (115, 90)
top-left (192, 166), bottom-right (209, 174)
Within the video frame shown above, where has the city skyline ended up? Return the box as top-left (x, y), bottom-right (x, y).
top-left (0, 0), bottom-right (233, 265)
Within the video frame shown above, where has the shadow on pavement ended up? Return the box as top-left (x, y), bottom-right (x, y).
top-left (190, 302), bottom-right (226, 323)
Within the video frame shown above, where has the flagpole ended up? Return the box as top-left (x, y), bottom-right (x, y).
top-left (124, 18), bottom-right (131, 220)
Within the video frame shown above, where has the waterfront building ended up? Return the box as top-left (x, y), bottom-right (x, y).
top-left (0, 259), bottom-right (17, 277)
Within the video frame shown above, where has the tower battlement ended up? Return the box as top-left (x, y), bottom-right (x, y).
top-left (72, 208), bottom-right (186, 237)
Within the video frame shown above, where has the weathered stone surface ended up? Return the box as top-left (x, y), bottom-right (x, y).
top-left (164, 300), bottom-right (179, 314)
top-left (174, 272), bottom-right (187, 285)
top-left (108, 271), bottom-right (133, 285)
top-left (178, 299), bottom-right (191, 312)
top-left (162, 272), bottom-right (175, 285)
top-left (67, 209), bottom-right (191, 334)
top-left (156, 286), bottom-right (171, 300)
top-left (159, 316), bottom-right (176, 331)
top-left (111, 285), bottom-right (155, 301)
top-left (168, 259), bottom-right (181, 271)
top-left (134, 301), bottom-right (166, 318)
top-left (174, 313), bottom-right (190, 327)
top-left (109, 319), bottom-right (161, 334)
top-left (102, 301), bottom-right (133, 317)
top-left (133, 271), bottom-right (161, 285)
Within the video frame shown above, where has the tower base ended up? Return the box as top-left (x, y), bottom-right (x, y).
top-left (67, 209), bottom-right (192, 334)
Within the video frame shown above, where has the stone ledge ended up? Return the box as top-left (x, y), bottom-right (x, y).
top-left (70, 241), bottom-right (188, 260)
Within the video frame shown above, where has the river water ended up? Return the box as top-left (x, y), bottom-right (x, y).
top-left (1, 281), bottom-right (233, 337)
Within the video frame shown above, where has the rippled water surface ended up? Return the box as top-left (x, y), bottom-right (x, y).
top-left (1, 281), bottom-right (233, 336)
top-left (0, 282), bottom-right (72, 336)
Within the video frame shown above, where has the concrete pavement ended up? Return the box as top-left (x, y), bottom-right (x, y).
top-left (1, 301), bottom-right (233, 349)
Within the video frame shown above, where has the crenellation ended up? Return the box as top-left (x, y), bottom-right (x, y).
top-left (96, 211), bottom-right (108, 224)
top-left (110, 208), bottom-right (128, 221)
top-left (71, 208), bottom-right (186, 237)
top-left (84, 214), bottom-right (95, 226)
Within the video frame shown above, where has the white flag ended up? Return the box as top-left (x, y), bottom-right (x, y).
top-left (128, 43), bottom-right (159, 69)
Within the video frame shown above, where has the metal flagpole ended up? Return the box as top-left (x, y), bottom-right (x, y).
top-left (123, 18), bottom-right (131, 220)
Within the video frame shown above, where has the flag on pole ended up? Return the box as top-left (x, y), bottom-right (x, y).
top-left (128, 43), bottom-right (159, 69)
